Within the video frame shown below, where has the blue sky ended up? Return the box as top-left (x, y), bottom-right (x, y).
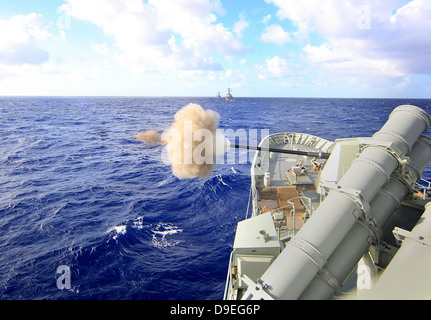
top-left (0, 0), bottom-right (431, 97)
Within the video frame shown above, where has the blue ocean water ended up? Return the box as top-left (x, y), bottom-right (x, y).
top-left (1, 97), bottom-right (431, 300)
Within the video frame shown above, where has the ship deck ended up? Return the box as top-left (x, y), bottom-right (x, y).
top-left (252, 133), bottom-right (333, 239)
top-left (223, 133), bottom-right (334, 300)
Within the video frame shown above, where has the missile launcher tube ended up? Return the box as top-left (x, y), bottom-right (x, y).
top-left (299, 135), bottom-right (431, 299)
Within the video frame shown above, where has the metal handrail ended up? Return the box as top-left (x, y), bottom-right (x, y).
top-left (416, 178), bottom-right (431, 200)
top-left (223, 251), bottom-right (234, 300)
top-left (268, 196), bottom-right (314, 234)
top-left (224, 194), bottom-right (315, 299)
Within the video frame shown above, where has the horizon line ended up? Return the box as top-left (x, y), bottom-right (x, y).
top-left (0, 95), bottom-right (430, 100)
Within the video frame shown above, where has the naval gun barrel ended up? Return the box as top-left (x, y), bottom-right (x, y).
top-left (231, 144), bottom-right (331, 159)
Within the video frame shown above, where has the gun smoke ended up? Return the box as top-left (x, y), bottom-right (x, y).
top-left (135, 130), bottom-right (164, 146)
top-left (135, 103), bottom-right (228, 179)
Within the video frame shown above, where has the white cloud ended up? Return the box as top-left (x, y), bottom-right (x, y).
top-left (61, 0), bottom-right (244, 72)
top-left (266, 0), bottom-right (431, 82)
top-left (259, 55), bottom-right (294, 79)
top-left (91, 43), bottom-right (110, 56)
top-left (61, 0), bottom-right (170, 62)
top-left (303, 41), bottom-right (405, 78)
top-left (394, 76), bottom-right (412, 89)
top-left (0, 13), bottom-right (51, 65)
top-left (260, 24), bottom-right (291, 45)
top-left (149, 0), bottom-right (244, 56)
top-left (233, 17), bottom-right (250, 38)
top-left (265, 0), bottom-right (387, 39)
top-left (262, 14), bottom-right (272, 24)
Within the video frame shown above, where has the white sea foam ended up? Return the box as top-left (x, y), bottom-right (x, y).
top-left (216, 174), bottom-right (228, 186)
top-left (107, 225), bottom-right (127, 240)
top-left (151, 223), bottom-right (183, 249)
top-left (132, 216), bottom-right (144, 229)
top-left (156, 176), bottom-right (174, 187)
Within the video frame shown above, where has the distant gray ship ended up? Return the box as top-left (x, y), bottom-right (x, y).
top-left (226, 88), bottom-right (233, 101)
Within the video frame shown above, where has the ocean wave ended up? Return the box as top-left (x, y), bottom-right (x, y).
top-left (150, 223), bottom-right (183, 249)
top-left (107, 225), bottom-right (127, 240)
top-left (1, 97), bottom-right (431, 300)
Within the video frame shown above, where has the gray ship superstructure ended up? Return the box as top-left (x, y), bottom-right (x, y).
top-left (224, 105), bottom-right (431, 300)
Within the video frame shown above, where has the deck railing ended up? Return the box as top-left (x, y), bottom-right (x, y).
top-left (250, 132), bottom-right (333, 218)
top-left (417, 178), bottom-right (431, 200)
top-left (268, 196), bottom-right (314, 237)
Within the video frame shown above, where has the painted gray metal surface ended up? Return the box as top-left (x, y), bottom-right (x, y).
top-left (299, 135), bottom-right (431, 299)
top-left (362, 202), bottom-right (431, 299)
top-left (254, 105), bottom-right (431, 300)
